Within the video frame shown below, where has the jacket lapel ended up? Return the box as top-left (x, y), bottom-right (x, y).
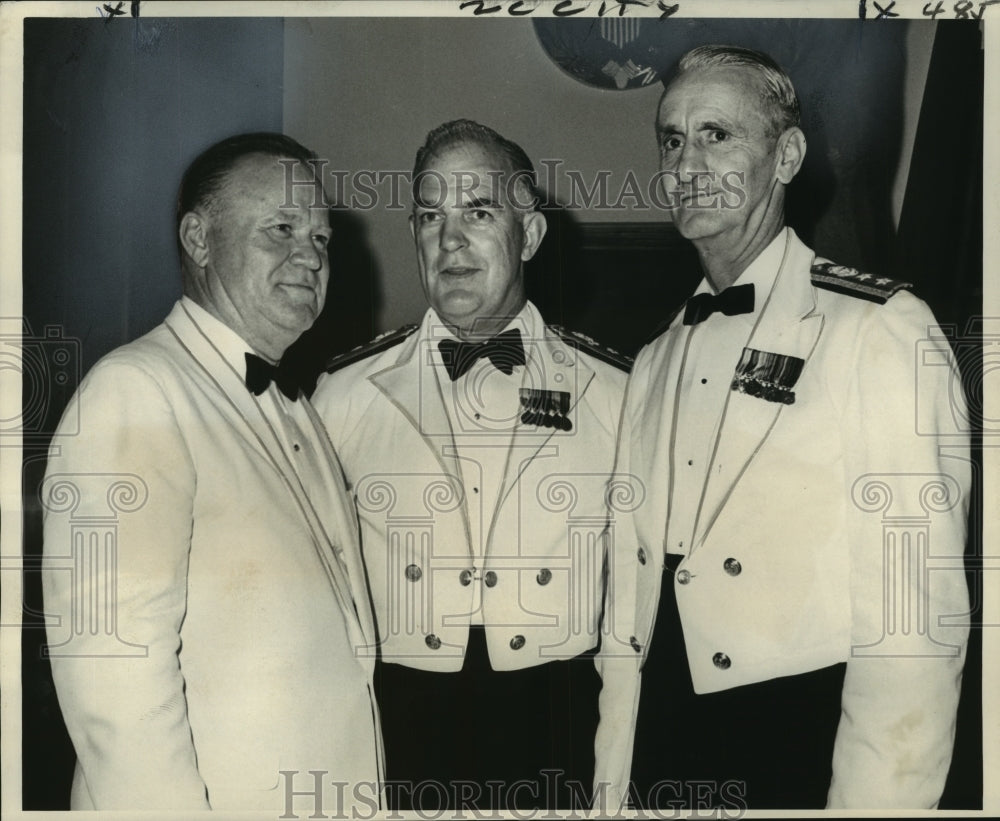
top-left (641, 320), bottom-right (690, 554)
top-left (368, 328), bottom-right (474, 548)
top-left (166, 303), bottom-right (369, 650)
top-left (166, 302), bottom-right (289, 472)
top-left (693, 231), bottom-right (825, 550)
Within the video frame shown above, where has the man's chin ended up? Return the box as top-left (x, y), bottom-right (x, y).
top-left (272, 304), bottom-right (321, 338)
top-left (435, 294), bottom-right (481, 324)
top-left (671, 211), bottom-right (724, 242)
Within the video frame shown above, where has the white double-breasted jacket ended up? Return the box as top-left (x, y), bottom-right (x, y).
top-left (313, 302), bottom-right (629, 672)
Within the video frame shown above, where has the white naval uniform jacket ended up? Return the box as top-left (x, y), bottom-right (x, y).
top-left (593, 230), bottom-right (971, 809)
top-left (42, 299), bottom-right (383, 812)
top-left (313, 302), bottom-right (628, 672)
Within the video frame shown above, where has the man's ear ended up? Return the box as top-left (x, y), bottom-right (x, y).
top-left (408, 213), bottom-right (417, 243)
top-left (520, 210), bottom-right (548, 262)
top-left (775, 127), bottom-right (806, 185)
top-left (179, 212), bottom-right (210, 269)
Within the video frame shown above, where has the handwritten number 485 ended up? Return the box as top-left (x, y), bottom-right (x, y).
top-left (922, 0), bottom-right (999, 17)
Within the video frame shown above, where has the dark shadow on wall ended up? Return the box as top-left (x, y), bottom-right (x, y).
top-left (894, 22), bottom-right (982, 332)
top-left (288, 208), bottom-right (384, 395)
top-left (526, 204), bottom-right (592, 332)
top-left (528, 203), bottom-right (701, 357)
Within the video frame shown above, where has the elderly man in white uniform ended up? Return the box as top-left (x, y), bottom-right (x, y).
top-left (594, 46), bottom-right (971, 811)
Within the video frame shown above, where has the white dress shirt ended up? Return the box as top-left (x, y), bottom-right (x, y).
top-left (429, 303), bottom-right (539, 624)
top-left (179, 297), bottom-right (343, 554)
top-left (665, 229), bottom-right (789, 557)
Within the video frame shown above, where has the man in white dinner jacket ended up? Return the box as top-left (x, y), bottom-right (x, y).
top-left (42, 133), bottom-right (383, 813)
top-left (594, 46), bottom-right (971, 811)
top-left (313, 119), bottom-right (629, 810)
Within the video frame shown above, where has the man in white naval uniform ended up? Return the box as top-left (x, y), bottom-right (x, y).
top-left (313, 120), bottom-right (629, 810)
top-left (42, 133), bottom-right (383, 813)
top-left (593, 46), bottom-right (971, 810)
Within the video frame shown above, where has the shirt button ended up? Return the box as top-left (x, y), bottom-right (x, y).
top-left (426, 634), bottom-right (442, 650)
top-left (701, 378), bottom-right (708, 384)
top-left (472, 487), bottom-right (479, 494)
top-left (293, 443), bottom-right (300, 452)
top-left (676, 569), bottom-right (691, 585)
top-left (484, 571), bottom-right (498, 588)
top-left (723, 558), bottom-right (742, 576)
top-left (536, 568), bottom-right (552, 585)
top-left (687, 459), bottom-right (693, 466)
top-left (629, 636), bottom-right (642, 653)
top-left (474, 412), bottom-right (481, 420)
top-left (404, 564), bottom-right (422, 582)
top-left (713, 652), bottom-right (731, 670)
top-left (637, 547), bottom-right (647, 565)
top-left (459, 569), bottom-right (473, 586)
top-left (510, 634), bottom-right (526, 650)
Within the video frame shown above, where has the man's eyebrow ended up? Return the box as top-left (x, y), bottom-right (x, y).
top-left (698, 120), bottom-right (735, 132)
top-left (657, 116), bottom-right (741, 135)
top-left (698, 115), bottom-right (752, 137)
top-left (461, 196), bottom-right (502, 210)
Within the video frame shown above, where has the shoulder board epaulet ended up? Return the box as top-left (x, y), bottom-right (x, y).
top-left (810, 260), bottom-right (913, 305)
top-left (323, 325), bottom-right (418, 374)
top-left (548, 325), bottom-right (634, 372)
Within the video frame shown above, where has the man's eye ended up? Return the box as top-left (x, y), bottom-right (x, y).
top-left (313, 233), bottom-right (331, 248)
top-left (660, 135), bottom-right (682, 153)
top-left (270, 224), bottom-right (293, 236)
top-left (465, 209), bottom-right (493, 222)
top-left (417, 212), bottom-right (441, 225)
top-left (707, 130), bottom-right (729, 143)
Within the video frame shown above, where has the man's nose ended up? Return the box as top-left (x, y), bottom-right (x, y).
top-left (671, 141), bottom-right (707, 181)
top-left (292, 237), bottom-right (325, 271)
top-left (439, 213), bottom-right (468, 252)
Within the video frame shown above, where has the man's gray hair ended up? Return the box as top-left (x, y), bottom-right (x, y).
top-left (677, 45), bottom-right (801, 136)
top-left (412, 119), bottom-right (540, 210)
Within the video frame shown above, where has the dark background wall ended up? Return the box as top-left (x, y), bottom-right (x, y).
top-left (22, 17), bottom-right (285, 376)
top-left (18, 15), bottom-right (983, 810)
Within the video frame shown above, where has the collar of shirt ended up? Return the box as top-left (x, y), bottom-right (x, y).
top-left (181, 297), bottom-right (323, 479)
top-left (688, 227), bottom-right (789, 326)
top-left (426, 301), bottom-right (541, 437)
top-left (179, 296), bottom-right (262, 379)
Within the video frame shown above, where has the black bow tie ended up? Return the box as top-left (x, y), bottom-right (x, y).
top-left (438, 328), bottom-right (527, 382)
top-left (683, 283), bottom-right (755, 325)
top-left (244, 352), bottom-right (300, 401)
